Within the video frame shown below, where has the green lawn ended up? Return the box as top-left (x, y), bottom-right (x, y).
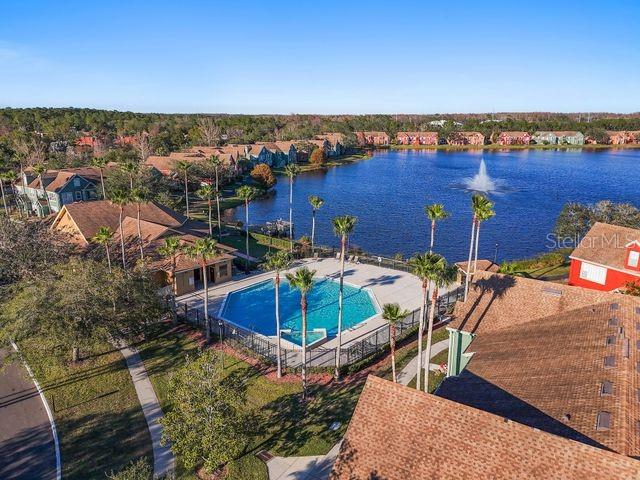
top-left (20, 338), bottom-right (152, 479)
top-left (521, 262), bottom-right (570, 281)
top-left (138, 323), bottom-right (364, 479)
top-left (375, 326), bottom-right (449, 382)
top-left (407, 369), bottom-right (446, 392)
top-left (217, 230), bottom-right (273, 260)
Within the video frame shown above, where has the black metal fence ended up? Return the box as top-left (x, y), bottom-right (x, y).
top-left (179, 286), bottom-right (463, 370)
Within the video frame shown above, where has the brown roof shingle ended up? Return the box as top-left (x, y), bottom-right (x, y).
top-left (53, 200), bottom-right (185, 243)
top-left (331, 376), bottom-right (640, 480)
top-left (440, 272), bottom-right (640, 457)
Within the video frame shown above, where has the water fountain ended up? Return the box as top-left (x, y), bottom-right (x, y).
top-left (464, 159), bottom-right (497, 193)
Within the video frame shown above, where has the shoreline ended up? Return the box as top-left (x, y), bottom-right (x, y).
top-left (389, 143), bottom-right (640, 151)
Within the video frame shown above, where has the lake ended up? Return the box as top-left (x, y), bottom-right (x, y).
top-left (228, 149), bottom-right (640, 263)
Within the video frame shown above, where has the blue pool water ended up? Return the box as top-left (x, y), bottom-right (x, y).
top-left (220, 278), bottom-right (379, 346)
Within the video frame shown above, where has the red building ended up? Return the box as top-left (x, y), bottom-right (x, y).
top-left (396, 131), bottom-right (438, 145)
top-left (568, 222), bottom-right (640, 291)
top-left (446, 131), bottom-right (485, 146)
top-left (497, 131), bottom-right (531, 145)
top-left (355, 131), bottom-right (390, 146)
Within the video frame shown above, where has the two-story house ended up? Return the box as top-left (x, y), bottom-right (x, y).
top-left (14, 166), bottom-right (107, 217)
top-left (396, 131), bottom-right (439, 145)
top-left (314, 133), bottom-right (345, 156)
top-left (497, 131), bottom-right (531, 145)
top-left (355, 131), bottom-right (390, 146)
top-left (568, 222), bottom-right (640, 291)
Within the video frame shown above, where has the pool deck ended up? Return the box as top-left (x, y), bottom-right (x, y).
top-left (176, 258), bottom-right (453, 350)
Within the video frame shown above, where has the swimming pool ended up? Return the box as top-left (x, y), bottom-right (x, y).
top-left (219, 277), bottom-right (379, 347)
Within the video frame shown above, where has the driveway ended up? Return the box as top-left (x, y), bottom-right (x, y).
top-left (0, 348), bottom-right (58, 480)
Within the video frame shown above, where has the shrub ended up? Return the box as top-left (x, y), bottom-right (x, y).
top-left (250, 164), bottom-right (276, 188)
top-left (106, 458), bottom-right (152, 480)
top-left (309, 148), bottom-right (326, 165)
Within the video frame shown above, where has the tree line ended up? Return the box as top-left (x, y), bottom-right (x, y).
top-left (2, 108), bottom-right (640, 165)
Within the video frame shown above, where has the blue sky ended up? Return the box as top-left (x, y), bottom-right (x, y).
top-left (1, 1), bottom-right (638, 114)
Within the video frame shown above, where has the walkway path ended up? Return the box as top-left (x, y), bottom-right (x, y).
top-left (0, 347), bottom-right (59, 480)
top-left (396, 339), bottom-right (449, 386)
top-left (266, 441), bottom-right (342, 480)
top-left (117, 343), bottom-right (175, 478)
top-left (265, 341), bottom-right (449, 479)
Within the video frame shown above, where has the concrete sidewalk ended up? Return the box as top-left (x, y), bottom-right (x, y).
top-left (118, 344), bottom-right (175, 478)
top-left (396, 339), bottom-right (448, 386)
top-left (266, 441), bottom-right (342, 480)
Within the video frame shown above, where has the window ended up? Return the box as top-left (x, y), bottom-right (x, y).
top-left (579, 262), bottom-right (607, 285)
top-left (629, 251), bottom-right (640, 268)
top-left (73, 177), bottom-right (81, 187)
top-left (604, 356), bottom-right (615, 368)
top-left (601, 381), bottom-right (613, 396)
top-left (62, 192), bottom-right (73, 204)
top-left (608, 317), bottom-right (618, 327)
top-left (596, 411), bottom-right (611, 431)
top-left (75, 191), bottom-right (82, 200)
top-left (606, 335), bottom-right (616, 346)
top-left (218, 263), bottom-right (229, 278)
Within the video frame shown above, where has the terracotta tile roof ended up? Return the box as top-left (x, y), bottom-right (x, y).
top-left (256, 142), bottom-right (283, 154)
top-left (273, 141), bottom-right (296, 152)
top-left (332, 376), bottom-right (640, 480)
top-left (315, 133), bottom-right (344, 146)
top-left (396, 131), bottom-right (438, 136)
top-left (53, 200), bottom-right (186, 243)
top-left (499, 131), bottom-right (531, 137)
top-left (455, 259), bottom-right (500, 274)
top-left (571, 222), bottom-right (640, 276)
top-left (440, 272), bottom-right (640, 457)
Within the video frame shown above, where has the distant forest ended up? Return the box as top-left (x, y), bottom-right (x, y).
top-left (2, 107), bottom-right (640, 162)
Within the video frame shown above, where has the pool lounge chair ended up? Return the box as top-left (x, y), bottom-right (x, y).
top-left (353, 256), bottom-right (360, 264)
top-left (348, 255), bottom-right (355, 263)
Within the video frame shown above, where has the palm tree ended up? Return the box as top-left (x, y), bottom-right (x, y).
top-left (119, 159), bottom-right (139, 190)
top-left (425, 203), bottom-right (449, 253)
top-left (382, 303), bottom-right (410, 383)
top-left (422, 257), bottom-right (458, 393)
top-left (196, 184), bottom-right (216, 237)
top-left (158, 236), bottom-right (182, 324)
top-left (285, 267), bottom-right (316, 401)
top-left (284, 163), bottom-right (301, 248)
top-left (236, 185), bottom-right (258, 272)
top-left (184, 238), bottom-right (219, 341)
top-left (208, 155), bottom-right (223, 241)
top-left (91, 156), bottom-right (108, 199)
top-left (464, 194), bottom-right (486, 302)
top-left (109, 188), bottom-right (130, 269)
top-left (175, 160), bottom-right (192, 217)
top-left (408, 252), bottom-right (444, 391)
top-left (331, 215), bottom-right (357, 379)
top-left (472, 197), bottom-right (495, 275)
top-left (0, 170), bottom-right (16, 216)
top-left (308, 195), bottom-right (324, 253)
top-left (131, 186), bottom-right (151, 260)
top-left (91, 226), bottom-right (114, 271)
top-left (264, 250), bottom-right (292, 378)
top-left (32, 163), bottom-right (52, 216)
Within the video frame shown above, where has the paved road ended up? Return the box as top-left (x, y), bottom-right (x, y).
top-left (0, 348), bottom-right (57, 480)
